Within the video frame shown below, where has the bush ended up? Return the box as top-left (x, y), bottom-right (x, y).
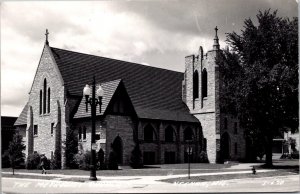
top-left (108, 151), bottom-right (118, 170)
top-left (130, 143), bottom-right (143, 169)
top-left (199, 151), bottom-right (209, 163)
top-left (2, 151), bottom-right (11, 168)
top-left (74, 151), bottom-right (91, 170)
top-left (26, 152), bottom-right (41, 169)
top-left (291, 150), bottom-right (299, 159)
top-left (97, 149), bottom-right (106, 170)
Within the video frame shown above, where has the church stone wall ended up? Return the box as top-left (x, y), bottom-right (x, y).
top-left (26, 45), bottom-right (66, 166)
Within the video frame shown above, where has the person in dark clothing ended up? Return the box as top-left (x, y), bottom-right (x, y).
top-left (40, 154), bottom-right (47, 174)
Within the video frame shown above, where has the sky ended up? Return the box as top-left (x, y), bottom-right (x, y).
top-left (1, 0), bottom-right (298, 117)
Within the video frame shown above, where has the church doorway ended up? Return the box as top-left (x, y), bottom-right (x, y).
top-left (221, 132), bottom-right (231, 160)
top-left (112, 136), bottom-right (123, 164)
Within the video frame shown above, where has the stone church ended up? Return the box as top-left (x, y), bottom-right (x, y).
top-left (15, 28), bottom-right (246, 168)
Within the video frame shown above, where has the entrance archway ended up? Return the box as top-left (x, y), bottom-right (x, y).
top-left (112, 136), bottom-right (123, 164)
top-left (221, 132), bottom-right (231, 160)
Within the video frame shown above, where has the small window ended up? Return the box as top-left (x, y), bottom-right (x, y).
top-left (34, 125), bottom-right (38, 136)
top-left (234, 122), bottom-right (238, 134)
top-left (47, 88), bottom-right (51, 113)
top-left (83, 127), bottom-right (87, 140)
top-left (193, 70), bottom-right (199, 100)
top-left (78, 127), bottom-right (82, 141)
top-left (202, 69), bottom-right (207, 98)
top-left (39, 90), bottom-right (42, 115)
top-left (235, 142), bottom-right (238, 155)
top-left (51, 123), bottom-right (54, 135)
top-left (43, 79), bottom-right (47, 114)
top-left (224, 118), bottom-right (228, 130)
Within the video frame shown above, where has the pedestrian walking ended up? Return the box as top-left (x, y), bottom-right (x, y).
top-left (40, 154), bottom-right (47, 174)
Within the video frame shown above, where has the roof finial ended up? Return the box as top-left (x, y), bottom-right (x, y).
top-left (45, 29), bottom-right (49, 45)
top-left (213, 26), bottom-right (220, 51)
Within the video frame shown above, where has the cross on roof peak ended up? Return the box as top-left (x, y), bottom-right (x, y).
top-left (45, 29), bottom-right (49, 45)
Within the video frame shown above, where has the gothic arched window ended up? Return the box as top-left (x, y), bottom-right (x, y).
top-left (202, 69), bottom-right (207, 98)
top-left (43, 79), bottom-right (47, 114)
top-left (184, 127), bottom-right (194, 141)
top-left (193, 70), bottom-right (199, 99)
top-left (144, 124), bottom-right (155, 142)
top-left (165, 126), bottom-right (174, 142)
top-left (39, 90), bottom-right (42, 115)
top-left (47, 88), bottom-right (51, 113)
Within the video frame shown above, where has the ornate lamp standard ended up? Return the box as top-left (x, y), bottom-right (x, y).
top-left (83, 76), bottom-right (104, 181)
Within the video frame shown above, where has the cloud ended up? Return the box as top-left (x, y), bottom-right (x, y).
top-left (1, 0), bottom-right (298, 116)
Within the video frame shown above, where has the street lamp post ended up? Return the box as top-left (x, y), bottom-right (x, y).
top-left (83, 76), bottom-right (104, 181)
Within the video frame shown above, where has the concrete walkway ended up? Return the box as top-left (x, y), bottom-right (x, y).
top-left (2, 169), bottom-right (275, 181)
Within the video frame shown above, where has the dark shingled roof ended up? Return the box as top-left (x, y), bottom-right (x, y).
top-left (15, 47), bottom-right (199, 125)
top-left (14, 103), bottom-right (28, 126)
top-left (51, 47), bottom-right (198, 123)
top-left (74, 79), bottom-right (122, 118)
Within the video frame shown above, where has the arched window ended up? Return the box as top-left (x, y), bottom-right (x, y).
top-left (144, 124), bottom-right (155, 142)
top-left (47, 88), bottom-right (50, 113)
top-left (43, 79), bottom-right (47, 114)
top-left (193, 70), bottom-right (199, 99)
top-left (184, 127), bottom-right (194, 141)
top-left (202, 69), bottom-right (207, 98)
top-left (165, 126), bottom-right (174, 142)
top-left (78, 127), bottom-right (82, 140)
top-left (39, 90), bottom-right (42, 115)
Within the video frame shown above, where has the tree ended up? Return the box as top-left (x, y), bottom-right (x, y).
top-left (130, 143), bottom-right (143, 169)
top-left (8, 133), bottom-right (25, 175)
top-left (222, 10), bottom-right (298, 166)
top-left (64, 128), bottom-right (78, 168)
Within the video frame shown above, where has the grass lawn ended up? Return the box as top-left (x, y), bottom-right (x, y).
top-left (2, 173), bottom-right (59, 180)
top-left (2, 163), bottom-right (236, 176)
top-left (160, 169), bottom-right (299, 184)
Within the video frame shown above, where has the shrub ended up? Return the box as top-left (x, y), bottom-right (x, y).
top-left (65, 128), bottom-right (78, 169)
top-left (199, 151), bottom-right (209, 163)
top-left (97, 149), bottom-right (106, 170)
top-left (75, 151), bottom-right (91, 170)
top-left (108, 151), bottom-right (118, 170)
top-left (26, 152), bottom-right (41, 169)
top-left (2, 151), bottom-right (11, 168)
top-left (130, 143), bottom-right (143, 169)
top-left (291, 150), bottom-right (299, 159)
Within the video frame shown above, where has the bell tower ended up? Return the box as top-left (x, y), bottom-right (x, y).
top-left (182, 27), bottom-right (221, 163)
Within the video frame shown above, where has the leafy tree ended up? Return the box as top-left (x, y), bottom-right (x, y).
top-left (64, 128), bottom-right (78, 168)
top-left (222, 10), bottom-right (298, 167)
top-left (8, 133), bottom-right (25, 174)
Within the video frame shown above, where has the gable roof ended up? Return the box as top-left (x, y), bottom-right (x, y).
top-left (74, 79), bottom-right (129, 118)
top-left (50, 47), bottom-right (198, 123)
top-left (14, 103), bottom-right (28, 126)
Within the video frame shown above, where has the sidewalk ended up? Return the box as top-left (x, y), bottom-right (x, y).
top-left (2, 169), bottom-right (276, 181)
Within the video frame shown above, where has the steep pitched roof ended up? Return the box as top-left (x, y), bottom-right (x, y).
top-left (74, 79), bottom-right (125, 118)
top-left (14, 103), bottom-right (28, 126)
top-left (50, 47), bottom-right (198, 123)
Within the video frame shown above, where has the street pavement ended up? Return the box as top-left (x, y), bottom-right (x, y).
top-left (2, 169), bottom-right (299, 193)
